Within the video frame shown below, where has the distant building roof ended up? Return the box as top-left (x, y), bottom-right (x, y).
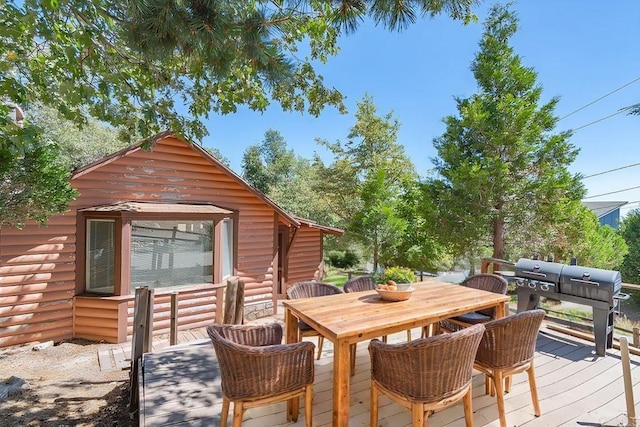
top-left (582, 201), bottom-right (628, 218)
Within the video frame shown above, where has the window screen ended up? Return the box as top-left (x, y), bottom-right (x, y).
top-left (86, 219), bottom-right (115, 294)
top-left (221, 218), bottom-right (234, 279)
top-left (130, 220), bottom-right (213, 291)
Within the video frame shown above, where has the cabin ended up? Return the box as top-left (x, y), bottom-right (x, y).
top-left (0, 132), bottom-right (343, 347)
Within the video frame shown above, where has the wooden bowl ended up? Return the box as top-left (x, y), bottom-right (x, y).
top-left (375, 287), bottom-right (414, 302)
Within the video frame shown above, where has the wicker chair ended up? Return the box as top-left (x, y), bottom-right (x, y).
top-left (473, 309), bottom-right (545, 427)
top-left (343, 275), bottom-right (411, 375)
top-left (286, 281), bottom-right (344, 360)
top-left (437, 273), bottom-right (509, 334)
top-left (207, 323), bottom-right (315, 427)
top-left (369, 323), bottom-right (485, 427)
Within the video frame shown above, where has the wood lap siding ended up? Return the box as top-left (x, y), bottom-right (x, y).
top-left (287, 226), bottom-right (323, 285)
top-left (0, 213), bottom-right (76, 347)
top-left (1, 136), bottom-right (280, 346)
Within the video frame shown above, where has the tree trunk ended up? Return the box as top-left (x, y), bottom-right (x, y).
top-left (373, 232), bottom-right (379, 272)
top-left (493, 216), bottom-right (505, 260)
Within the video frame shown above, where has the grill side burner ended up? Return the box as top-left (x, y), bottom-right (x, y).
top-left (514, 258), bottom-right (627, 357)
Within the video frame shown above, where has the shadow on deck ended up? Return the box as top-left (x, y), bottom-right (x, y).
top-left (137, 324), bottom-right (640, 427)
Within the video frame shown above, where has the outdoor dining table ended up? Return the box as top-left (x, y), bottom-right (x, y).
top-left (283, 280), bottom-right (511, 427)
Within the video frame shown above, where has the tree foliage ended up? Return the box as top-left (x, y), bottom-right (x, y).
top-left (0, 0), bottom-right (478, 227)
top-left (620, 210), bottom-right (640, 284)
top-left (426, 3), bottom-right (585, 261)
top-left (315, 95), bottom-right (416, 270)
top-left (241, 129), bottom-right (336, 225)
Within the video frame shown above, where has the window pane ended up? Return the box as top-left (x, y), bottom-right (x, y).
top-left (131, 220), bottom-right (213, 292)
top-left (86, 219), bottom-right (115, 294)
top-left (221, 219), bottom-right (233, 279)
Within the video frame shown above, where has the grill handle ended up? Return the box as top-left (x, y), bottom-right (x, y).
top-left (521, 271), bottom-right (548, 278)
top-left (615, 293), bottom-right (631, 301)
top-left (569, 278), bottom-right (600, 286)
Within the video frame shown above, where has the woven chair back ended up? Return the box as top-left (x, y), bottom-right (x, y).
top-left (343, 276), bottom-right (375, 293)
top-left (369, 323), bottom-right (485, 402)
top-left (475, 309), bottom-right (545, 369)
top-left (462, 274), bottom-right (509, 316)
top-left (286, 281), bottom-right (344, 299)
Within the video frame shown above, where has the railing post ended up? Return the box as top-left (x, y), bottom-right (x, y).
top-left (633, 327), bottom-right (640, 348)
top-left (620, 337), bottom-right (637, 427)
top-left (170, 291), bottom-right (179, 346)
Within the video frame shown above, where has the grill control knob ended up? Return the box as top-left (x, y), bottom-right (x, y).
top-left (528, 282), bottom-right (536, 289)
top-left (541, 284), bottom-right (550, 291)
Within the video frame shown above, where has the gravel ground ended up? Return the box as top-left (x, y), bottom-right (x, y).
top-left (0, 339), bottom-right (132, 426)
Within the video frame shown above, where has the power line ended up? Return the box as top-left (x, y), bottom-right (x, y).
top-left (582, 162), bottom-right (640, 179)
top-left (571, 108), bottom-right (629, 132)
top-left (583, 185), bottom-right (640, 199)
top-left (559, 75), bottom-right (640, 121)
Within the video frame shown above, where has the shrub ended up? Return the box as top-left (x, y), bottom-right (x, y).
top-left (326, 250), bottom-right (360, 269)
top-left (380, 266), bottom-right (416, 284)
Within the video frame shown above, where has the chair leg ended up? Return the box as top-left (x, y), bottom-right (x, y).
top-left (527, 364), bottom-right (541, 416)
top-left (350, 343), bottom-right (357, 376)
top-left (411, 401), bottom-right (425, 427)
top-left (317, 336), bottom-right (324, 360)
top-left (505, 375), bottom-right (512, 393)
top-left (382, 335), bottom-right (388, 343)
top-left (221, 397), bottom-right (230, 427)
top-left (232, 401), bottom-right (244, 427)
top-left (370, 382), bottom-right (379, 427)
top-left (463, 384), bottom-right (473, 427)
top-left (304, 384), bottom-right (314, 427)
top-left (407, 329), bottom-right (412, 341)
top-left (494, 370), bottom-right (507, 427)
top-left (291, 395), bottom-right (300, 422)
top-left (484, 373), bottom-right (492, 396)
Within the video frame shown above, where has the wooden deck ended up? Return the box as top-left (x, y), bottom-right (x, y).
top-left (138, 323), bottom-right (640, 427)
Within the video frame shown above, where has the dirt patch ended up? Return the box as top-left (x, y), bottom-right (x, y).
top-left (0, 339), bottom-right (132, 426)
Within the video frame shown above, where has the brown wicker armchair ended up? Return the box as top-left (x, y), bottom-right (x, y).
top-left (369, 323), bottom-right (485, 427)
top-left (438, 274), bottom-right (509, 334)
top-left (473, 309), bottom-right (545, 427)
top-left (207, 323), bottom-right (315, 427)
top-left (286, 281), bottom-right (344, 359)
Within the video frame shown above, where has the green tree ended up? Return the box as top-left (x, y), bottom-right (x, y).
top-left (241, 130), bottom-right (296, 194)
top-left (1, 0), bottom-right (477, 226)
top-left (315, 95), bottom-right (417, 270)
top-left (0, 140), bottom-right (77, 228)
top-left (620, 210), bottom-right (640, 284)
top-left (30, 105), bottom-right (129, 170)
top-left (427, 3), bottom-right (585, 261)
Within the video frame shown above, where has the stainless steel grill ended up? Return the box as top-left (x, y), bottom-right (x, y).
top-left (514, 258), bottom-right (628, 356)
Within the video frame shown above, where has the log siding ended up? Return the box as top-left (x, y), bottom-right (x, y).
top-left (0, 135), bottom-right (339, 347)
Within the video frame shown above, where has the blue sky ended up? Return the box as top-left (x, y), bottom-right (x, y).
top-left (202, 1), bottom-right (640, 217)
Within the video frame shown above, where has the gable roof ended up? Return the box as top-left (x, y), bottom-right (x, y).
top-left (71, 131), bottom-right (300, 226)
top-left (294, 216), bottom-right (344, 236)
top-left (582, 201), bottom-right (628, 218)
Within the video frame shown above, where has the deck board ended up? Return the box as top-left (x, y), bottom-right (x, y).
top-left (140, 325), bottom-right (640, 426)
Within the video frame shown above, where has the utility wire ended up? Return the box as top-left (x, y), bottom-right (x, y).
top-left (583, 185), bottom-right (640, 199)
top-left (559, 75), bottom-right (640, 121)
top-left (571, 108), bottom-right (629, 132)
top-left (582, 162), bottom-right (640, 179)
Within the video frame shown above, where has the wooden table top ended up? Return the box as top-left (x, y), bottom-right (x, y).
top-left (282, 281), bottom-right (510, 343)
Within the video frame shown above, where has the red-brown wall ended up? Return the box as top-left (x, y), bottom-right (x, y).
top-left (0, 136), bottom-right (292, 346)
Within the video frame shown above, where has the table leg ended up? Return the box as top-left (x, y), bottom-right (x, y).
top-left (333, 339), bottom-right (351, 427)
top-left (285, 308), bottom-right (299, 421)
top-left (496, 301), bottom-right (507, 319)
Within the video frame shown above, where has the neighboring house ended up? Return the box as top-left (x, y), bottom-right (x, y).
top-left (0, 132), bottom-right (343, 347)
top-left (583, 201), bottom-right (628, 229)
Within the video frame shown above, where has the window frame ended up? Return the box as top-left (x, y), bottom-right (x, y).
top-left (77, 210), bottom-right (238, 296)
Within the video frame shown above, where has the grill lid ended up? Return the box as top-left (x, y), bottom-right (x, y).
top-left (559, 265), bottom-right (621, 288)
top-left (515, 258), bottom-right (563, 284)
